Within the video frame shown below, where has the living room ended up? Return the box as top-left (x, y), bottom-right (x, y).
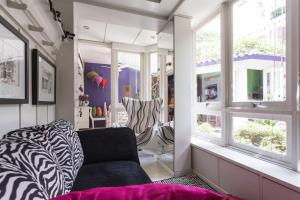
top-left (0, 0), bottom-right (300, 200)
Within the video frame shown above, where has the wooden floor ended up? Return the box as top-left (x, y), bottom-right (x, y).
top-left (139, 152), bottom-right (173, 181)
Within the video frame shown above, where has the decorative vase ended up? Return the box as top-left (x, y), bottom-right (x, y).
top-left (92, 107), bottom-right (97, 117)
top-left (96, 107), bottom-right (102, 117)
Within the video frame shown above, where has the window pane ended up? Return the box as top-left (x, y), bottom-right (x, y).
top-left (232, 117), bottom-right (287, 155)
top-left (232, 0), bottom-right (286, 102)
top-left (118, 52), bottom-right (140, 101)
top-left (151, 53), bottom-right (160, 99)
top-left (193, 114), bottom-right (222, 138)
top-left (195, 15), bottom-right (221, 103)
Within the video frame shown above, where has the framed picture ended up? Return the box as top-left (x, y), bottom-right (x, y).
top-left (32, 49), bottom-right (56, 105)
top-left (0, 16), bottom-right (29, 104)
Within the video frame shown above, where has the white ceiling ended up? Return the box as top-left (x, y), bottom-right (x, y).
top-left (76, 0), bottom-right (181, 19)
top-left (77, 0), bottom-right (226, 63)
top-left (78, 19), bottom-right (158, 46)
top-left (76, 0), bottom-right (227, 26)
top-left (79, 42), bottom-right (111, 64)
top-left (106, 24), bottom-right (140, 44)
top-left (176, 0), bottom-right (227, 27)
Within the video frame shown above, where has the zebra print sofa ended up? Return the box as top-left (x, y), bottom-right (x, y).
top-left (0, 119), bottom-right (84, 200)
top-left (0, 120), bottom-right (151, 200)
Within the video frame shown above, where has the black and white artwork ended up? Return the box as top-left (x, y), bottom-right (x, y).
top-left (32, 49), bottom-right (56, 104)
top-left (0, 16), bottom-right (28, 104)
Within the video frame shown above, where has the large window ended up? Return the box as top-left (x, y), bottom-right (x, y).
top-left (193, 14), bottom-right (222, 140)
top-left (195, 114), bottom-right (222, 138)
top-left (150, 52), bottom-right (160, 99)
top-left (117, 52), bottom-right (141, 101)
top-left (192, 0), bottom-right (297, 168)
top-left (116, 52), bottom-right (141, 126)
top-left (196, 15), bottom-right (221, 103)
top-left (229, 0), bottom-right (290, 162)
top-left (232, 117), bottom-right (287, 155)
top-left (232, 0), bottom-right (286, 103)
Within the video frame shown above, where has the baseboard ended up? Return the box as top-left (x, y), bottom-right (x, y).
top-left (192, 169), bottom-right (228, 194)
top-left (157, 159), bottom-right (174, 176)
top-left (173, 169), bottom-right (192, 177)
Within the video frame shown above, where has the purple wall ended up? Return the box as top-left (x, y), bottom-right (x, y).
top-left (118, 67), bottom-right (140, 102)
top-left (84, 63), bottom-right (111, 107)
top-left (84, 63), bottom-right (141, 107)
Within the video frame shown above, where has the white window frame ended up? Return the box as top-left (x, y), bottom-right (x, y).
top-left (192, 10), bottom-right (223, 111)
top-left (226, 0), bottom-right (297, 168)
top-left (228, 0), bottom-right (291, 111)
top-left (191, 0), bottom-right (300, 170)
top-left (192, 109), bottom-right (225, 146)
top-left (192, 9), bottom-right (224, 144)
top-left (116, 50), bottom-right (142, 103)
top-left (228, 112), bottom-right (294, 166)
top-left (150, 51), bottom-right (159, 100)
top-left (111, 48), bottom-right (144, 122)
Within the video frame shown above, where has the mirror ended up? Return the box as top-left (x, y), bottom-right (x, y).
top-left (76, 14), bottom-right (174, 178)
top-left (157, 20), bottom-right (174, 172)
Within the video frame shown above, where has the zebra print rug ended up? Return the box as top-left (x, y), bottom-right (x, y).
top-left (154, 174), bottom-right (215, 191)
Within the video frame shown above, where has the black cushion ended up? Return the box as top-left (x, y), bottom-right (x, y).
top-left (72, 161), bottom-right (152, 191)
top-left (77, 128), bottom-right (140, 165)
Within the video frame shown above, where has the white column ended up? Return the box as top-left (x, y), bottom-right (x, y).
top-left (111, 49), bottom-right (118, 123)
top-left (174, 15), bottom-right (193, 176)
top-left (55, 0), bottom-right (75, 126)
top-left (288, 0), bottom-right (300, 171)
top-left (158, 52), bottom-right (167, 121)
top-left (141, 52), bottom-right (151, 100)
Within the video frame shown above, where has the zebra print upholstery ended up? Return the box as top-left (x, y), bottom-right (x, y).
top-left (0, 139), bottom-right (65, 199)
top-left (120, 97), bottom-right (175, 150)
top-left (121, 97), bottom-right (163, 147)
top-left (0, 162), bottom-right (48, 200)
top-left (0, 119), bottom-right (84, 199)
top-left (157, 121), bottom-right (175, 145)
top-left (48, 120), bottom-right (84, 192)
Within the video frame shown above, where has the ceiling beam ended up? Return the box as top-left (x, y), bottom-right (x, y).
top-left (74, 0), bottom-right (168, 20)
top-left (78, 39), bottom-right (112, 48)
top-left (132, 29), bottom-right (143, 45)
top-left (157, 0), bottom-right (188, 34)
top-left (103, 23), bottom-right (108, 43)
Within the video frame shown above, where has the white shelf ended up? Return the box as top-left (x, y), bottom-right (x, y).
top-left (191, 138), bottom-right (300, 193)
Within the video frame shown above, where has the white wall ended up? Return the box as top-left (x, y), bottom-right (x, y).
top-left (54, 0), bottom-right (76, 126)
top-left (0, 4), bottom-right (56, 138)
top-left (174, 15), bottom-right (193, 176)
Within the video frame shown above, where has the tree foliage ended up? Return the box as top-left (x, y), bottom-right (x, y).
top-left (233, 36), bottom-right (284, 55)
top-left (196, 31), bottom-right (285, 62)
top-left (234, 120), bottom-right (286, 154)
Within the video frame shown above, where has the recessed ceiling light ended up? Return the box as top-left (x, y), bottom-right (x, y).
top-left (146, 0), bottom-right (162, 3)
top-left (83, 25), bottom-right (90, 30)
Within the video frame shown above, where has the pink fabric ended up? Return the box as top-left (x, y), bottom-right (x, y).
top-left (52, 184), bottom-right (242, 200)
top-left (94, 76), bottom-right (103, 87)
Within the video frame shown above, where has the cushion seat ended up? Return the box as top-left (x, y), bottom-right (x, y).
top-left (72, 161), bottom-right (152, 191)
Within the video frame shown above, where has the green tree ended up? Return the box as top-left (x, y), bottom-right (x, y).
top-left (196, 33), bottom-right (285, 63)
top-left (234, 120), bottom-right (286, 154)
top-left (196, 31), bottom-right (221, 62)
top-left (233, 36), bottom-right (284, 55)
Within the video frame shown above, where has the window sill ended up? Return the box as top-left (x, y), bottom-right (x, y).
top-left (191, 137), bottom-right (300, 192)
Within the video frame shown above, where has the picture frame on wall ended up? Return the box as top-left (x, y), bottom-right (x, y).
top-left (32, 49), bottom-right (56, 105)
top-left (0, 16), bottom-right (29, 104)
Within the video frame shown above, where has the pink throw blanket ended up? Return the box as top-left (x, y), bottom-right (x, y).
top-left (52, 184), bottom-right (241, 200)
